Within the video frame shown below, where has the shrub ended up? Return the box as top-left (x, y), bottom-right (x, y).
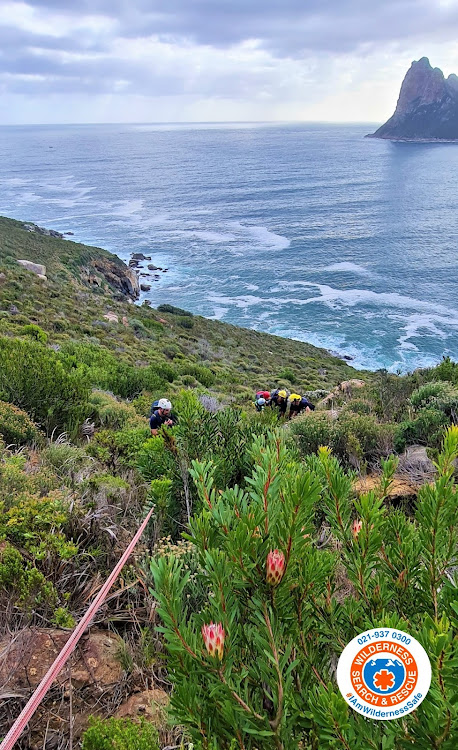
top-left (81, 717), bottom-right (160, 750)
top-left (89, 391), bottom-right (138, 429)
top-left (0, 337), bottom-right (90, 434)
top-left (278, 367), bottom-right (296, 383)
top-left (342, 398), bottom-right (373, 416)
top-left (151, 429), bottom-right (458, 749)
top-left (179, 363), bottom-right (215, 388)
top-left (290, 411), bottom-right (395, 466)
top-left (0, 542), bottom-right (57, 611)
top-left (0, 400), bottom-right (43, 446)
top-left (157, 303), bottom-right (193, 317)
top-left (88, 425), bottom-right (150, 468)
top-left (21, 323), bottom-right (48, 343)
top-left (410, 381), bottom-right (458, 419)
top-left (177, 316), bottom-right (194, 329)
top-left (395, 408), bottom-right (449, 451)
top-left (0, 490), bottom-right (77, 560)
top-left (41, 440), bottom-right (91, 482)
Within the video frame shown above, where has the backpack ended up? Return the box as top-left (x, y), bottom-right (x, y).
top-left (150, 399), bottom-right (160, 415)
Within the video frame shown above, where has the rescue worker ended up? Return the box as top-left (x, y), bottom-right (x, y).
top-left (149, 398), bottom-right (176, 435)
top-left (270, 389), bottom-right (288, 417)
top-left (255, 396), bottom-right (266, 412)
top-left (289, 393), bottom-right (315, 419)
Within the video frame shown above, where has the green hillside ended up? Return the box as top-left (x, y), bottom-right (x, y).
top-left (1, 215), bottom-right (458, 750)
top-left (0, 215), bottom-right (362, 404)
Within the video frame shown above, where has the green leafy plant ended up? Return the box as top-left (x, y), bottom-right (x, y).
top-left (0, 400), bottom-right (43, 446)
top-left (151, 428), bottom-right (458, 749)
top-left (81, 717), bottom-right (160, 750)
top-left (0, 336), bottom-right (89, 434)
top-left (157, 303), bottom-right (193, 317)
top-left (21, 323), bottom-right (48, 343)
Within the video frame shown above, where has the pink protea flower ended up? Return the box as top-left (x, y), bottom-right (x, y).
top-left (201, 622), bottom-right (225, 660)
top-left (266, 549), bottom-right (285, 586)
top-left (352, 519), bottom-right (363, 538)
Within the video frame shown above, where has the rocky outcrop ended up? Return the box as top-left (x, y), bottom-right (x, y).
top-left (368, 57), bottom-right (458, 141)
top-left (103, 312), bottom-right (119, 323)
top-left (91, 258), bottom-right (139, 300)
top-left (0, 628), bottom-right (123, 692)
top-left (397, 444), bottom-right (436, 481)
top-left (16, 259), bottom-right (47, 280)
top-left (22, 222), bottom-right (64, 239)
top-left (317, 379), bottom-right (366, 408)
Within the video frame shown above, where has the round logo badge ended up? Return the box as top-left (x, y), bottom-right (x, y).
top-left (337, 628), bottom-right (431, 720)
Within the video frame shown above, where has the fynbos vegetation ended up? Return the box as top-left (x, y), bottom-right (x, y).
top-left (0, 217), bottom-right (457, 749)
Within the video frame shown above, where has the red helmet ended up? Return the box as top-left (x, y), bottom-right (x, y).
top-left (257, 391), bottom-right (271, 400)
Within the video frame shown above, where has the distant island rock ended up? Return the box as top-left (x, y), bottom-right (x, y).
top-left (367, 57), bottom-right (458, 142)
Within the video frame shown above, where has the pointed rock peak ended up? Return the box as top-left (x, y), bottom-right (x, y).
top-left (415, 57), bottom-right (432, 68)
top-left (368, 58), bottom-right (458, 141)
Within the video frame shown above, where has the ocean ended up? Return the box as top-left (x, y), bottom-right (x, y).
top-left (1, 121), bottom-right (458, 373)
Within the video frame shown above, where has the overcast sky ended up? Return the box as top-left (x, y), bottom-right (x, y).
top-left (2, 0), bottom-right (458, 124)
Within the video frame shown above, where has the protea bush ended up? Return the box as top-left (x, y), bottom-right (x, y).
top-left (150, 428), bottom-right (458, 749)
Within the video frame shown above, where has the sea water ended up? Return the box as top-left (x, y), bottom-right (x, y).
top-left (1, 121), bottom-right (458, 373)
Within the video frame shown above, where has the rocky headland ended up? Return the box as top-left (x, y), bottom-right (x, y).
top-left (368, 57), bottom-right (458, 142)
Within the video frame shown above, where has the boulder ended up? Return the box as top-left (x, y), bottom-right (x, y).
top-left (103, 312), bottom-right (119, 323)
top-left (92, 258), bottom-right (140, 300)
top-left (115, 688), bottom-right (169, 727)
top-left (140, 283), bottom-right (151, 292)
top-left (22, 223), bottom-right (64, 239)
top-left (17, 259), bottom-right (47, 278)
top-left (131, 253), bottom-right (151, 261)
top-left (148, 264), bottom-right (159, 271)
top-left (0, 272), bottom-right (6, 284)
top-left (0, 628), bottom-right (123, 692)
top-left (398, 445), bottom-right (436, 479)
top-left (338, 379), bottom-right (365, 394)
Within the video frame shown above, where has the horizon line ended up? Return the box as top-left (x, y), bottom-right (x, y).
top-left (0, 119), bottom-right (381, 127)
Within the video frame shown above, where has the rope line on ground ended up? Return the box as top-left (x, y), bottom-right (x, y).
top-left (0, 505), bottom-right (155, 750)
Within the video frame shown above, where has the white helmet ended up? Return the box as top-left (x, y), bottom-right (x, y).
top-left (257, 397), bottom-right (266, 405)
top-left (158, 398), bottom-right (172, 410)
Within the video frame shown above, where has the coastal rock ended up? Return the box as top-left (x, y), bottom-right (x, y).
top-left (148, 264), bottom-right (160, 270)
top-left (131, 253), bottom-right (151, 261)
top-left (91, 258), bottom-right (140, 300)
top-left (17, 259), bottom-right (47, 278)
top-left (140, 283), bottom-right (151, 292)
top-left (22, 222), bottom-right (64, 239)
top-left (368, 57), bottom-right (458, 141)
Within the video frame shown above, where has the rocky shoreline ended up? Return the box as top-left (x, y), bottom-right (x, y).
top-left (127, 251), bottom-right (169, 292)
top-left (366, 134), bottom-right (458, 143)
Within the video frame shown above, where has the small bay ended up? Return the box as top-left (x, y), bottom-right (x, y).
top-left (1, 121), bottom-right (458, 372)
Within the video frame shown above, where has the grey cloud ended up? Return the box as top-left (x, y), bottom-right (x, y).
top-left (20, 0), bottom-right (458, 55)
top-left (2, 0), bottom-right (458, 101)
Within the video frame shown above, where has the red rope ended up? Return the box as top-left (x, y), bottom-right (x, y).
top-left (0, 506), bottom-right (155, 750)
